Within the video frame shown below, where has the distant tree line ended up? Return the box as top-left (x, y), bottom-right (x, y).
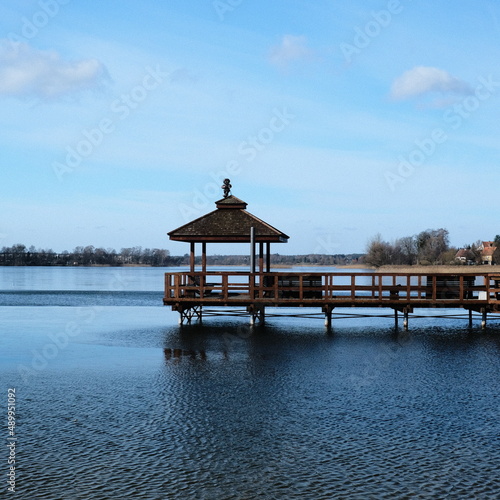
top-left (364, 228), bottom-right (499, 267)
top-left (0, 244), bottom-right (174, 267)
top-left (364, 229), bottom-right (452, 267)
top-left (0, 244), bottom-right (363, 267)
top-left (207, 253), bottom-right (363, 266)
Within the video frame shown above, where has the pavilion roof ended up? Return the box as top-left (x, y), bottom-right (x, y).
top-left (168, 195), bottom-right (289, 243)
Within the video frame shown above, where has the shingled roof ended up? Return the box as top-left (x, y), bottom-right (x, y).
top-left (168, 195), bottom-right (289, 243)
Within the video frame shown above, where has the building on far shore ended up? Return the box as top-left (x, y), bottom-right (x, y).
top-left (479, 241), bottom-right (498, 265)
top-left (454, 241), bottom-right (498, 265)
top-left (454, 248), bottom-right (475, 265)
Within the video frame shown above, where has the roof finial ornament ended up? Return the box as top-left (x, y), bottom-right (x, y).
top-left (221, 178), bottom-right (232, 198)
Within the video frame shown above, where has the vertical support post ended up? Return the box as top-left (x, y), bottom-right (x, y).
top-left (266, 242), bottom-right (271, 273)
top-left (482, 309), bottom-right (487, 330)
top-left (259, 242), bottom-right (264, 274)
top-left (324, 305), bottom-right (333, 329)
top-left (248, 305), bottom-right (265, 325)
top-left (190, 242), bottom-right (195, 273)
top-left (394, 309), bottom-right (399, 329)
top-left (403, 308), bottom-right (409, 330)
top-left (250, 226), bottom-right (255, 273)
top-left (201, 242), bottom-right (207, 273)
top-left (468, 309), bottom-right (473, 328)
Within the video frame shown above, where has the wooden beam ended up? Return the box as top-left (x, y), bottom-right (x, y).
top-left (250, 227), bottom-right (255, 273)
top-left (190, 242), bottom-right (195, 273)
top-left (259, 242), bottom-right (264, 273)
top-left (201, 242), bottom-right (207, 273)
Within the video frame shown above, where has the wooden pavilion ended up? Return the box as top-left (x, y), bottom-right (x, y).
top-left (168, 186), bottom-right (289, 274)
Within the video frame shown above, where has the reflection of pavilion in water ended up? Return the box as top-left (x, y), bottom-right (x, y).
top-left (164, 348), bottom-right (207, 361)
top-left (165, 181), bottom-right (500, 330)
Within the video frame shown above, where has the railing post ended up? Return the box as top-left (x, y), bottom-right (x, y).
top-left (200, 272), bottom-right (205, 297)
top-left (175, 274), bottom-right (181, 298)
top-left (223, 274), bottom-right (228, 300)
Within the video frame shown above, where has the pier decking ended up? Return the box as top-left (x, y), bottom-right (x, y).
top-left (164, 271), bottom-right (500, 328)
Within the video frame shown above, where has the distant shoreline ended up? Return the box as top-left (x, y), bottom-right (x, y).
top-left (0, 263), bottom-right (368, 268)
top-left (376, 264), bottom-right (500, 273)
top-left (3, 263), bottom-right (500, 272)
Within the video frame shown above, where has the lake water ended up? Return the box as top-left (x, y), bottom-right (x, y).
top-left (1, 267), bottom-right (500, 499)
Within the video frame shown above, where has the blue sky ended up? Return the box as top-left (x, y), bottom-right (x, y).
top-left (1, 0), bottom-right (499, 255)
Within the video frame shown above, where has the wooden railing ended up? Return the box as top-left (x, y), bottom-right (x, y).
top-left (164, 271), bottom-right (500, 307)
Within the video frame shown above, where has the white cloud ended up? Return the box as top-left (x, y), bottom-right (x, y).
top-left (391, 66), bottom-right (472, 100)
top-left (0, 40), bottom-right (108, 99)
top-left (268, 35), bottom-right (313, 69)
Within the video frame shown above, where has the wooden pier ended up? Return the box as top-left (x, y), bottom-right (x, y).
top-left (164, 271), bottom-right (500, 328)
top-left (166, 181), bottom-right (500, 329)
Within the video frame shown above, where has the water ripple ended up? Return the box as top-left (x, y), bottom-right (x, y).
top-left (7, 318), bottom-right (500, 499)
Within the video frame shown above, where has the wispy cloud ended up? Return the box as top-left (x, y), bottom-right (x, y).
top-left (0, 40), bottom-right (109, 99)
top-left (268, 35), bottom-right (313, 69)
top-left (391, 66), bottom-right (472, 101)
